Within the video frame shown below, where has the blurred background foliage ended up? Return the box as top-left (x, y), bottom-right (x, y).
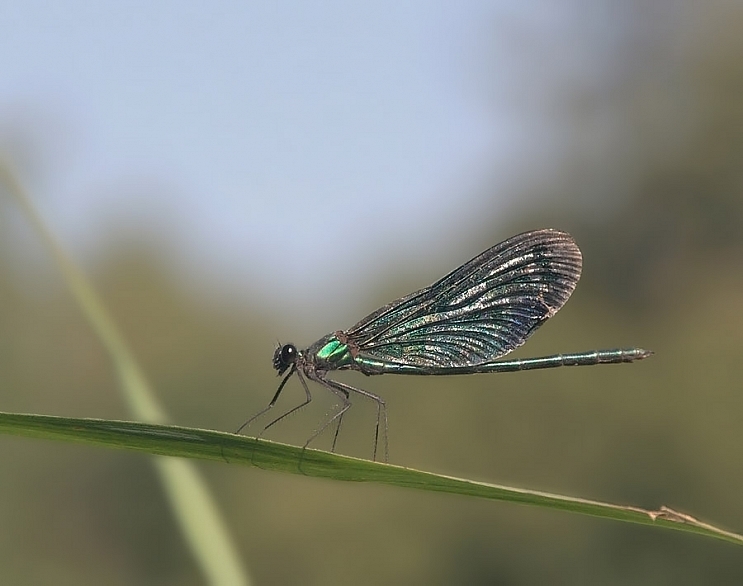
top-left (2, 1), bottom-right (743, 585)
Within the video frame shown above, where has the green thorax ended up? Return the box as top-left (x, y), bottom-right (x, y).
top-left (312, 335), bottom-right (355, 370)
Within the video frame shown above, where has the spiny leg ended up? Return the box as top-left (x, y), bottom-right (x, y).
top-left (235, 365), bottom-right (297, 434)
top-left (236, 366), bottom-right (316, 443)
top-left (302, 379), bottom-right (351, 453)
top-left (330, 387), bottom-right (350, 453)
top-left (259, 369), bottom-right (314, 438)
top-left (320, 376), bottom-right (389, 463)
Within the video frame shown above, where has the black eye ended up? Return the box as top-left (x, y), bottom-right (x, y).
top-left (273, 343), bottom-right (297, 375)
top-left (281, 344), bottom-right (296, 363)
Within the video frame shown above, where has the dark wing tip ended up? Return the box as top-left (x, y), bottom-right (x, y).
top-left (514, 229), bottom-right (583, 316)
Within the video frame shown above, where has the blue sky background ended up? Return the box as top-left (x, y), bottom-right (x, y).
top-left (0, 2), bottom-right (634, 326)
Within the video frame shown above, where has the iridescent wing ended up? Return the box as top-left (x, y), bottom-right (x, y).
top-left (346, 229), bottom-right (582, 369)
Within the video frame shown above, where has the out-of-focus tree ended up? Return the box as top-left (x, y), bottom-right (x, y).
top-left (564, 2), bottom-right (743, 309)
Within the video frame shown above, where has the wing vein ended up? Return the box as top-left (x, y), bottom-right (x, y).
top-left (347, 229), bottom-right (582, 369)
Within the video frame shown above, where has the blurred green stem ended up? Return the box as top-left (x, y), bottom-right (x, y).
top-left (0, 160), bottom-right (251, 586)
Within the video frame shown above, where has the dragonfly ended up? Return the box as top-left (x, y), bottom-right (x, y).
top-left (237, 229), bottom-right (651, 461)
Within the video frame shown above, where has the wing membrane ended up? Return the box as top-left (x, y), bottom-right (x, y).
top-left (346, 229), bottom-right (582, 368)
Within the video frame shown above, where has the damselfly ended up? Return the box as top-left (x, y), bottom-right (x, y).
top-left (238, 229), bottom-right (651, 461)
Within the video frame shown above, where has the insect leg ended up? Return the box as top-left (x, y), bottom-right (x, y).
top-left (235, 365), bottom-right (315, 440)
top-left (330, 386), bottom-right (350, 454)
top-left (258, 369), bottom-right (314, 437)
top-left (302, 376), bottom-right (351, 453)
top-left (318, 376), bottom-right (389, 463)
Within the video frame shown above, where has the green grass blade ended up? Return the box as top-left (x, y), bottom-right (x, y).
top-left (0, 161), bottom-right (251, 586)
top-left (1, 411), bottom-right (741, 548)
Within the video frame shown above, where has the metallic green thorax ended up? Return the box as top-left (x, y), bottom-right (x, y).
top-left (314, 336), bottom-right (355, 369)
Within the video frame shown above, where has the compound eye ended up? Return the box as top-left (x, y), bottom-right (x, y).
top-left (273, 343), bottom-right (297, 374)
top-left (280, 344), bottom-right (297, 364)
